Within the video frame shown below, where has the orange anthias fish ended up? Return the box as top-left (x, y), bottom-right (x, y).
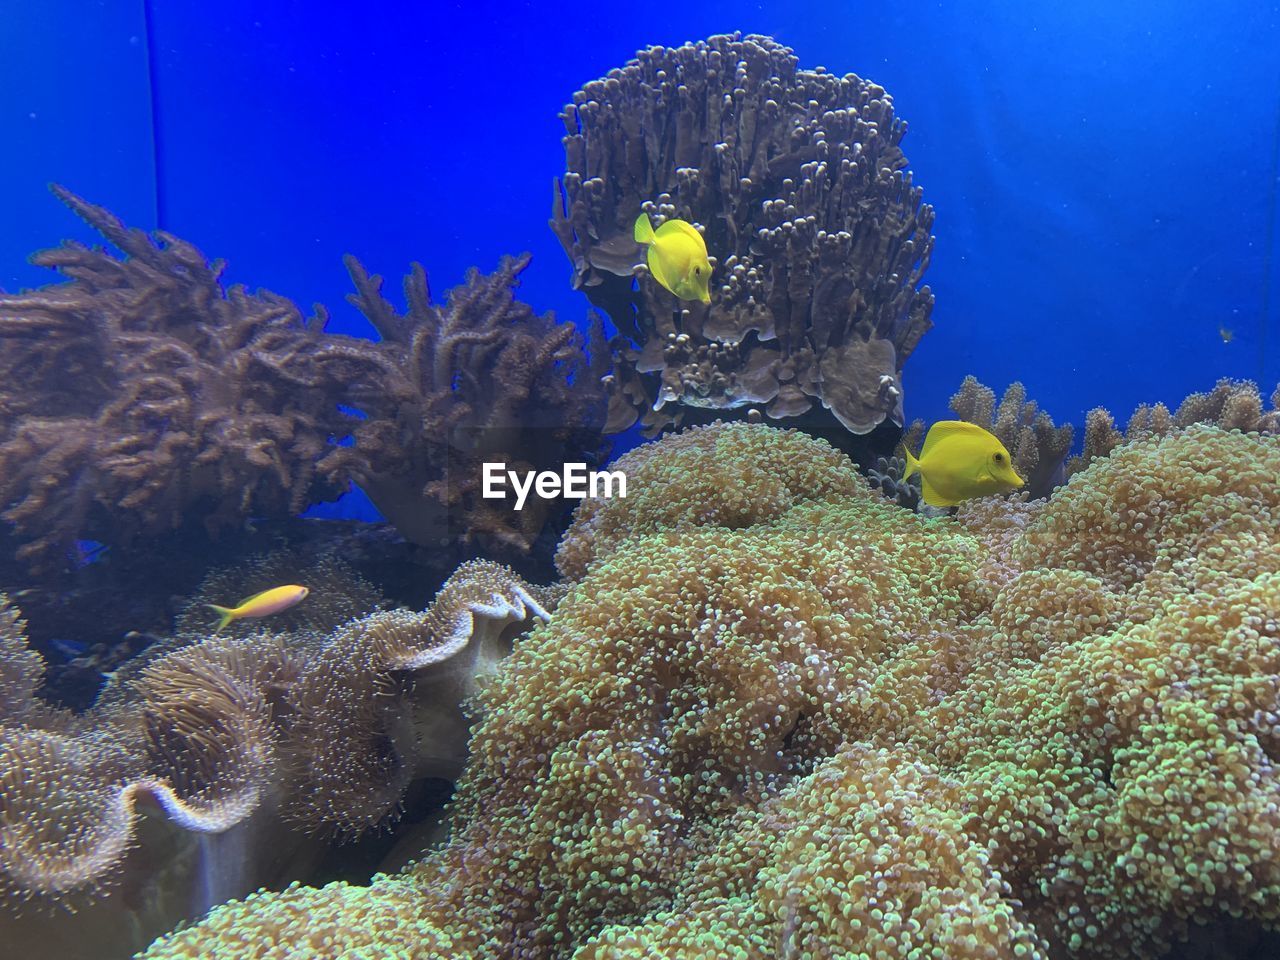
top-left (208, 584), bottom-right (309, 634)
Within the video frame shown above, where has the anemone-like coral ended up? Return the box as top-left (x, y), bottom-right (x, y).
top-left (555, 421), bottom-right (861, 580)
top-left (552, 33), bottom-right (934, 438)
top-left (136, 880), bottom-right (459, 960)
top-left (288, 561), bottom-right (555, 829)
top-left (0, 562), bottom-right (550, 960)
top-left (341, 253), bottom-right (609, 553)
top-left (141, 422), bottom-right (1280, 960)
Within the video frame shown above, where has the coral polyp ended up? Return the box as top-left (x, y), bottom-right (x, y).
top-left (137, 423), bottom-right (1280, 959)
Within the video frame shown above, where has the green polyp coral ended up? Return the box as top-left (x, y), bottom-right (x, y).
top-left (137, 422), bottom-right (1280, 959)
top-left (136, 880), bottom-right (459, 959)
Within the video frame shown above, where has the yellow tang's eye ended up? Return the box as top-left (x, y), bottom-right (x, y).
top-left (694, 267), bottom-right (702, 277)
top-left (993, 453), bottom-right (1004, 463)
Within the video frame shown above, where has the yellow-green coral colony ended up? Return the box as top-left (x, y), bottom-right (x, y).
top-left (137, 423), bottom-right (1280, 959)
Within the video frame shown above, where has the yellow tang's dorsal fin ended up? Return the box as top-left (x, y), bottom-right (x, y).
top-left (655, 219), bottom-right (704, 246)
top-left (634, 213), bottom-right (656, 245)
top-left (920, 420), bottom-right (994, 459)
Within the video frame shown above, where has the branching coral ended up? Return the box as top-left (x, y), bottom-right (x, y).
top-left (552, 33), bottom-right (934, 437)
top-left (341, 254), bottom-right (609, 553)
top-left (0, 187), bottom-right (383, 571)
top-left (949, 375), bottom-right (1074, 500)
top-left (1067, 377), bottom-right (1280, 476)
top-left (141, 422), bottom-right (1280, 960)
top-left (0, 189), bottom-right (608, 572)
top-left (865, 452), bottom-right (924, 511)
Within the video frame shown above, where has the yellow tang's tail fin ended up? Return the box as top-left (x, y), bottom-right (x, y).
top-left (900, 443), bottom-right (921, 481)
top-left (206, 604), bottom-right (236, 635)
top-left (634, 213), bottom-right (656, 245)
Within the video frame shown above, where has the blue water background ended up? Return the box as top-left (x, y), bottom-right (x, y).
top-left (3, 1), bottom-right (1278, 521)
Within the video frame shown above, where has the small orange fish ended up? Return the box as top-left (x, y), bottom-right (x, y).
top-left (1218, 323), bottom-right (1234, 344)
top-left (207, 584), bottom-right (309, 634)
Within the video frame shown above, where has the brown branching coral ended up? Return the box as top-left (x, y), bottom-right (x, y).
top-left (949, 375), bottom-right (1074, 499)
top-left (143, 422), bottom-right (1280, 960)
top-left (341, 254), bottom-right (609, 553)
top-left (552, 33), bottom-right (934, 438)
top-left (0, 594), bottom-right (43, 721)
top-left (1068, 377), bottom-right (1280, 475)
top-left (0, 186), bottom-right (384, 571)
top-left (0, 189), bottom-right (608, 572)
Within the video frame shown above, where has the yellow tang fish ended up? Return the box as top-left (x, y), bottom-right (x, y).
top-left (903, 421), bottom-right (1024, 507)
top-left (634, 213), bottom-right (712, 303)
top-left (207, 584), bottom-right (309, 634)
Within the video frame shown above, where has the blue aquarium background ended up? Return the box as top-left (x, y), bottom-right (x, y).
top-left (6, 1), bottom-right (1278, 459)
top-left (6, 3), bottom-right (1280, 958)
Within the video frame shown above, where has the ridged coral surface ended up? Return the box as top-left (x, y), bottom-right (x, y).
top-left (138, 422), bottom-right (1280, 959)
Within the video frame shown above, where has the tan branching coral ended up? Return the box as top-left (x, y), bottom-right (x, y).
top-left (552, 33), bottom-right (934, 436)
top-left (0, 187), bottom-right (385, 571)
top-left (0, 189), bottom-right (608, 572)
top-left (949, 375), bottom-right (1074, 499)
top-left (1068, 377), bottom-right (1280, 475)
top-left (342, 254), bottom-right (608, 552)
top-left (141, 422), bottom-right (1280, 960)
